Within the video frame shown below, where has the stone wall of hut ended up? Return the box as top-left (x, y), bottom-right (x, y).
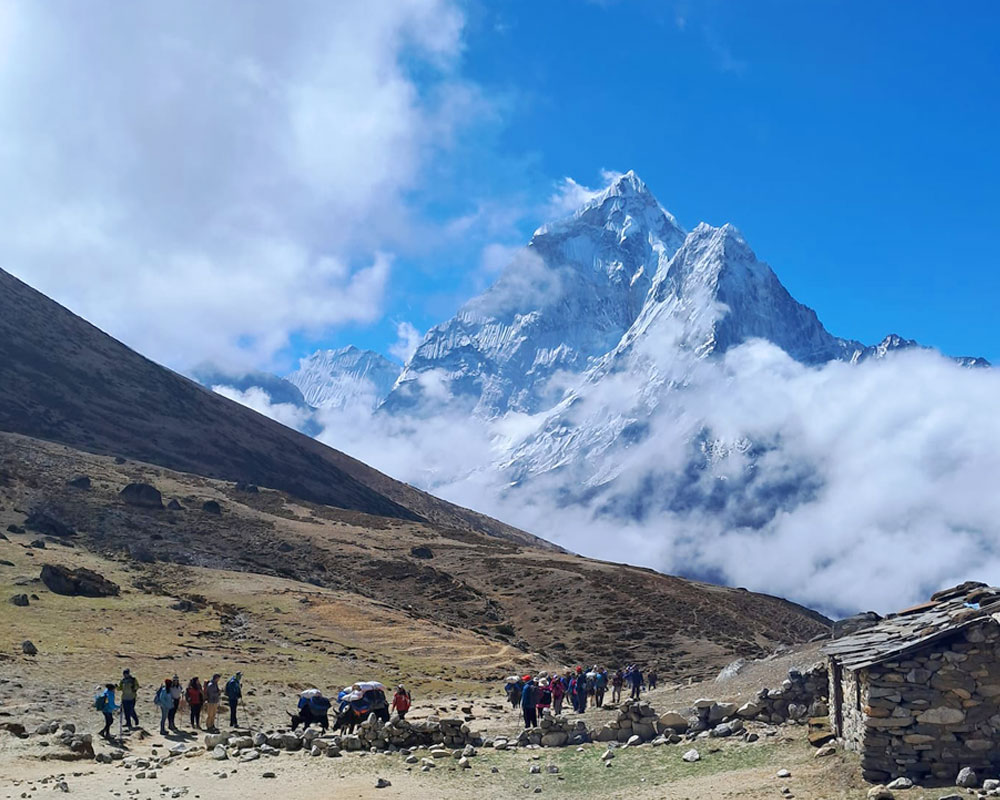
top-left (836, 620), bottom-right (1000, 783)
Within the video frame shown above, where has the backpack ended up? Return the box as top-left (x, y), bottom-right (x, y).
top-left (94, 692), bottom-right (106, 711)
top-left (393, 692), bottom-right (411, 713)
top-left (226, 677), bottom-right (239, 696)
top-left (539, 689), bottom-right (552, 705)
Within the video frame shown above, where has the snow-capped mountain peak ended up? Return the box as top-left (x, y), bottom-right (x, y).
top-left (384, 171), bottom-right (688, 417)
top-left (286, 346), bottom-right (400, 411)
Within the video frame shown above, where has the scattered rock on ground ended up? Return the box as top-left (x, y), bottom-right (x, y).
top-left (24, 508), bottom-right (75, 537)
top-left (119, 483), bottom-right (163, 509)
top-left (41, 564), bottom-right (120, 597)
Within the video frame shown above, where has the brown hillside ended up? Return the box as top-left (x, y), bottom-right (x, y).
top-left (0, 267), bottom-right (543, 549)
top-left (0, 432), bottom-right (829, 677)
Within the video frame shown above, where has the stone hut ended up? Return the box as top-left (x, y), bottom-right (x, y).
top-left (826, 582), bottom-right (1000, 784)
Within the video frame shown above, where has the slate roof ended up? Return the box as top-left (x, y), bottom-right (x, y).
top-left (824, 582), bottom-right (1000, 672)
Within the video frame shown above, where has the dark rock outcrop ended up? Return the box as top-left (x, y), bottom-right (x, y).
top-left (410, 546), bottom-right (434, 559)
top-left (40, 564), bottom-right (120, 597)
top-left (67, 475), bottom-right (91, 490)
top-left (166, 499), bottom-right (183, 510)
top-left (119, 483), bottom-right (163, 509)
top-left (6, 524), bottom-right (24, 534)
top-left (9, 593), bottom-right (28, 606)
top-left (202, 500), bottom-right (222, 515)
top-left (24, 509), bottom-right (75, 537)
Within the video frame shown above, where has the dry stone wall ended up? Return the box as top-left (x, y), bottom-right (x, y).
top-left (847, 621), bottom-right (1000, 784)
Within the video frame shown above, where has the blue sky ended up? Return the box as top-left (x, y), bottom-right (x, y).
top-left (337, 0), bottom-right (1000, 365)
top-left (1, 0), bottom-right (998, 369)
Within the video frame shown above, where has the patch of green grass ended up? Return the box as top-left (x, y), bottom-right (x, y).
top-left (359, 739), bottom-right (788, 799)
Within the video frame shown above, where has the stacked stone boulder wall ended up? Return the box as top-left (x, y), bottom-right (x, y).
top-left (202, 715), bottom-right (482, 760)
top-left (356, 714), bottom-right (479, 750)
top-left (593, 700), bottom-right (661, 743)
top-left (836, 620), bottom-right (1000, 784)
top-left (515, 711), bottom-right (590, 747)
top-left (738, 664), bottom-right (829, 725)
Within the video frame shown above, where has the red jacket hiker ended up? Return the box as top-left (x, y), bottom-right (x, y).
top-left (391, 687), bottom-right (411, 717)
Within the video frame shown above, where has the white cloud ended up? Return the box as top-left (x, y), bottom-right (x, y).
top-left (544, 171), bottom-right (624, 219)
top-left (389, 321), bottom-right (423, 364)
top-left (311, 341), bottom-right (1000, 618)
top-left (212, 385), bottom-right (314, 432)
top-left (479, 242), bottom-right (523, 275)
top-left (0, 0), bottom-right (480, 369)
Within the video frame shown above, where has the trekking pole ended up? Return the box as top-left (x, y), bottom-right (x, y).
top-left (119, 705), bottom-right (123, 743)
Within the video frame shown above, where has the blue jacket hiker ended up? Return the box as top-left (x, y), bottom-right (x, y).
top-left (96, 684), bottom-right (118, 739)
top-left (521, 679), bottom-right (537, 728)
top-left (225, 672), bottom-right (243, 728)
top-left (154, 678), bottom-right (175, 735)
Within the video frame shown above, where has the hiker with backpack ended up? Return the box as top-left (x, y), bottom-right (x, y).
top-left (628, 665), bottom-right (643, 699)
top-left (594, 668), bottom-right (608, 708)
top-left (168, 675), bottom-right (182, 729)
top-left (535, 678), bottom-right (552, 719)
top-left (573, 667), bottom-right (588, 713)
top-left (95, 683), bottom-right (118, 740)
top-left (225, 672), bottom-right (243, 727)
top-left (118, 669), bottom-right (139, 729)
top-left (186, 677), bottom-right (204, 729)
top-left (612, 669), bottom-right (624, 704)
top-left (204, 674), bottom-right (222, 731)
top-left (154, 678), bottom-right (175, 735)
top-left (391, 685), bottom-right (411, 719)
top-left (521, 676), bottom-right (538, 728)
top-left (550, 672), bottom-right (565, 715)
top-left (648, 669), bottom-right (658, 690)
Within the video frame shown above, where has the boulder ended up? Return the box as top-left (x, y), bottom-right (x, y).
top-left (658, 712), bottom-right (689, 731)
top-left (956, 767), bottom-right (978, 788)
top-left (234, 482), bottom-right (259, 494)
top-left (6, 524), bottom-right (25, 534)
top-left (9, 593), bottom-right (29, 606)
top-left (167, 499), bottom-right (183, 511)
top-left (410, 546), bottom-right (434, 559)
top-left (67, 476), bottom-right (91, 490)
top-left (24, 509), bottom-right (75, 537)
top-left (682, 748), bottom-right (700, 762)
top-left (119, 483), bottom-right (163, 509)
top-left (709, 702), bottom-right (738, 724)
top-left (41, 564), bottom-right (120, 597)
top-left (737, 701), bottom-right (762, 719)
top-left (22, 640), bottom-right (38, 655)
top-left (202, 500), bottom-right (222, 515)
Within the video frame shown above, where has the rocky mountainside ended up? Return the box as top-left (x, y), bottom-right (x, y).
top-left (286, 346), bottom-right (400, 410)
top-left (0, 430), bottom-right (832, 676)
top-left (0, 267), bottom-right (541, 548)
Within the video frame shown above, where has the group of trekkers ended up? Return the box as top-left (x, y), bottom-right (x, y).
top-left (93, 669), bottom-right (244, 739)
top-left (505, 664), bottom-right (659, 729)
top-left (94, 671), bottom-right (414, 741)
